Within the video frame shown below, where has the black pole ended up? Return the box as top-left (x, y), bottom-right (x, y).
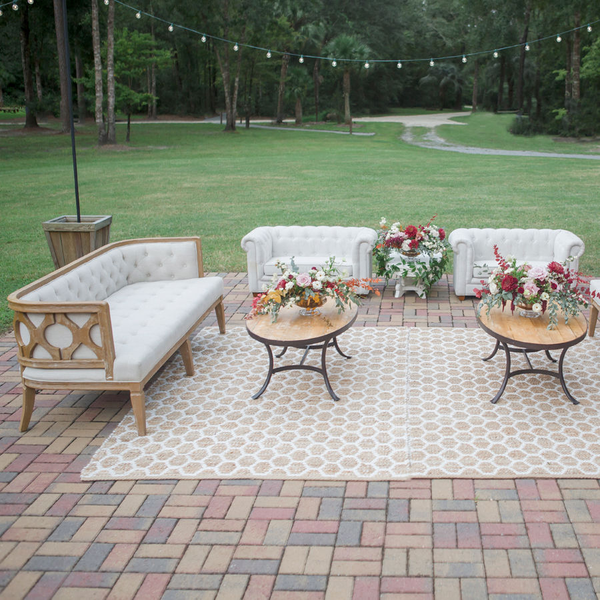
top-left (61, 0), bottom-right (81, 222)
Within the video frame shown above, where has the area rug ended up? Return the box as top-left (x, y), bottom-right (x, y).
top-left (81, 327), bottom-right (600, 481)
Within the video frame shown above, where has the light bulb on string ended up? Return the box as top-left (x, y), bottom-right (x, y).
top-left (201, 34), bottom-right (206, 42)
top-left (12, 3), bottom-right (18, 10)
top-left (587, 25), bottom-right (592, 32)
top-left (556, 35), bottom-right (562, 42)
top-left (429, 59), bottom-right (434, 67)
top-left (364, 61), bottom-right (370, 69)
top-left (266, 50), bottom-right (271, 58)
top-left (299, 55), bottom-right (304, 63)
top-left (397, 61), bottom-right (402, 69)
top-left (493, 50), bottom-right (498, 58)
top-left (525, 43), bottom-right (530, 51)
top-left (168, 24), bottom-right (174, 32)
top-left (0, 9), bottom-right (3, 15)
top-left (332, 59), bottom-right (337, 67)
top-left (27, 0), bottom-right (33, 4)
top-left (233, 42), bottom-right (239, 51)
top-left (135, 11), bottom-right (141, 18)
top-left (462, 55), bottom-right (467, 63)
top-left (104, 0), bottom-right (109, 4)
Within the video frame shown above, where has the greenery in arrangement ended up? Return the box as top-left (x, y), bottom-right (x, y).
top-left (374, 217), bottom-right (451, 296)
top-left (475, 247), bottom-right (596, 330)
top-left (247, 257), bottom-right (378, 322)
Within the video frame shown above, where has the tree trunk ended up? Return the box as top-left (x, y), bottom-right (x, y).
top-left (535, 61), bottom-right (541, 120)
top-left (215, 46), bottom-right (235, 131)
top-left (497, 55), bottom-right (505, 112)
top-left (126, 113), bottom-right (131, 142)
top-left (471, 59), bottom-right (478, 112)
top-left (564, 38), bottom-right (572, 110)
top-left (106, 0), bottom-right (116, 144)
top-left (52, 0), bottom-right (70, 133)
top-left (148, 14), bottom-right (157, 118)
top-left (0, 85), bottom-right (3, 106)
top-left (313, 58), bottom-right (322, 122)
top-left (91, 0), bottom-right (106, 144)
top-left (343, 68), bottom-right (351, 125)
top-left (20, 5), bottom-right (38, 128)
top-left (75, 49), bottom-right (86, 124)
top-left (276, 52), bottom-right (290, 123)
top-left (516, 3), bottom-right (531, 113)
top-left (572, 11), bottom-right (581, 105)
top-left (34, 56), bottom-right (43, 103)
top-left (295, 97), bottom-right (302, 125)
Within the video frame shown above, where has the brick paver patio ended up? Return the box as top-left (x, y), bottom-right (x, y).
top-left (0, 274), bottom-right (599, 599)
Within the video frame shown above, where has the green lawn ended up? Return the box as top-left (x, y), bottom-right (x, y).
top-left (1, 115), bottom-right (599, 333)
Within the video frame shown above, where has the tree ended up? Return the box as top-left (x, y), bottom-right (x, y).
top-left (288, 65), bottom-right (311, 124)
top-left (20, 4), bottom-right (39, 128)
top-left (325, 34), bottom-right (370, 127)
top-left (52, 0), bottom-right (70, 133)
top-left (91, 0), bottom-right (107, 144)
top-left (106, 0), bottom-right (116, 143)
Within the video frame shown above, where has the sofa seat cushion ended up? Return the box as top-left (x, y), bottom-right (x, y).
top-left (23, 277), bottom-right (223, 384)
top-left (472, 260), bottom-right (549, 281)
top-left (263, 256), bottom-right (353, 278)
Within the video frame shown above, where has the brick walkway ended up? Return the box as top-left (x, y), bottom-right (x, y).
top-left (0, 274), bottom-right (599, 600)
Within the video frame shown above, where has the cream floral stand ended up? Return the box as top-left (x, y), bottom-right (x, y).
top-left (389, 251), bottom-right (442, 299)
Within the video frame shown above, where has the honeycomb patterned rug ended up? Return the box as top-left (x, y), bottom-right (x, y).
top-left (82, 327), bottom-right (600, 481)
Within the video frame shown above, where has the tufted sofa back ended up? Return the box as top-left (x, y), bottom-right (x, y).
top-left (470, 229), bottom-right (561, 262)
top-left (23, 241), bottom-right (200, 304)
top-left (269, 226), bottom-right (366, 258)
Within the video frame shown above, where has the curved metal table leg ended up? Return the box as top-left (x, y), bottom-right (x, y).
top-left (275, 347), bottom-right (288, 359)
top-left (545, 350), bottom-right (557, 363)
top-left (491, 342), bottom-right (511, 404)
top-left (252, 344), bottom-right (274, 399)
top-left (321, 339), bottom-right (340, 402)
top-left (333, 337), bottom-right (352, 360)
top-left (483, 340), bottom-right (500, 362)
top-left (557, 347), bottom-right (579, 405)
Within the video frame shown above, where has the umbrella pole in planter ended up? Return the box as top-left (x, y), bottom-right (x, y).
top-left (43, 0), bottom-right (112, 269)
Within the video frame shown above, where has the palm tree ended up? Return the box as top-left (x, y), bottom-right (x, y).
top-left (419, 63), bottom-right (464, 111)
top-left (288, 66), bottom-right (311, 124)
top-left (325, 34), bottom-right (370, 127)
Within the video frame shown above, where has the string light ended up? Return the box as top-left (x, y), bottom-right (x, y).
top-left (299, 55), bottom-right (304, 63)
top-left (525, 43), bottom-right (530, 51)
top-left (493, 50), bottom-right (498, 58)
top-left (12, 3), bottom-right (18, 10)
top-left (201, 34), bottom-right (206, 42)
top-left (556, 35), bottom-right (562, 42)
top-left (27, 0), bottom-right (33, 4)
top-left (462, 55), bottom-right (467, 63)
top-left (266, 50), bottom-right (271, 58)
top-left (332, 59), bottom-right (337, 67)
top-left (397, 61), bottom-right (402, 68)
top-left (233, 42), bottom-right (239, 51)
top-left (168, 23), bottom-right (173, 32)
top-left (135, 10), bottom-right (140, 18)
top-left (0, 8), bottom-right (3, 14)
top-left (429, 59), bottom-right (434, 67)
top-left (588, 25), bottom-right (592, 32)
top-left (364, 61), bottom-right (370, 69)
top-left (104, 0), bottom-right (109, 4)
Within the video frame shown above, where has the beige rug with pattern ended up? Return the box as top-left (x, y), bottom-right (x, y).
top-left (82, 327), bottom-right (600, 481)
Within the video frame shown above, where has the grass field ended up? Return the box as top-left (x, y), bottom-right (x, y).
top-left (1, 114), bottom-right (599, 333)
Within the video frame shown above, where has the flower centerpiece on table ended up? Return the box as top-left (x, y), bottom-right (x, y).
top-left (373, 216), bottom-right (451, 295)
top-left (247, 257), bottom-right (379, 322)
top-left (475, 246), bottom-right (596, 330)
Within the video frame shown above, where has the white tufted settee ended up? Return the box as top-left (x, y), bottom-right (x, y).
top-left (448, 228), bottom-right (585, 299)
top-left (8, 237), bottom-right (225, 436)
top-left (241, 226), bottom-right (378, 293)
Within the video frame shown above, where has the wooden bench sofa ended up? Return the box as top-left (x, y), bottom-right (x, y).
top-left (7, 237), bottom-right (225, 436)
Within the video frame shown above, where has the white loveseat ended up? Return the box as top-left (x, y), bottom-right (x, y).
top-left (8, 237), bottom-right (225, 436)
top-left (241, 225), bottom-right (378, 293)
top-left (448, 228), bottom-right (585, 298)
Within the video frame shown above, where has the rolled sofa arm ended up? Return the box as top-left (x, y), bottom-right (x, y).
top-left (554, 230), bottom-right (585, 271)
top-left (351, 228), bottom-right (378, 280)
top-left (241, 227), bottom-right (274, 293)
top-left (448, 229), bottom-right (475, 297)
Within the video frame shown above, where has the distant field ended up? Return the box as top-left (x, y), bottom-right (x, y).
top-left (1, 114), bottom-right (599, 332)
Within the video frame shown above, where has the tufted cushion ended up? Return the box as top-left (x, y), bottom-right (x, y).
top-left (263, 256), bottom-right (353, 278)
top-left (470, 229), bottom-right (559, 262)
top-left (269, 226), bottom-right (363, 258)
top-left (23, 241), bottom-right (199, 304)
top-left (23, 276), bottom-right (223, 383)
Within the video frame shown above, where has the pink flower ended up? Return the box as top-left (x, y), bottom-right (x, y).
top-left (296, 273), bottom-right (312, 287)
top-left (523, 281), bottom-right (539, 296)
top-left (527, 266), bottom-right (547, 281)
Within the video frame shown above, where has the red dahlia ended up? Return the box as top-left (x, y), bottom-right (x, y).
top-left (501, 274), bottom-right (519, 292)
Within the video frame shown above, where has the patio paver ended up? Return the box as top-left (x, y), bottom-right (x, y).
top-left (0, 274), bottom-right (598, 599)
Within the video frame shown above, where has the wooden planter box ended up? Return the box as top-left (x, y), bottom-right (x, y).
top-left (43, 215), bottom-right (112, 269)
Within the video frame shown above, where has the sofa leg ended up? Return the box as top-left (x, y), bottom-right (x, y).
top-left (130, 391), bottom-right (147, 436)
top-left (179, 338), bottom-right (194, 376)
top-left (590, 303), bottom-right (599, 337)
top-left (215, 301), bottom-right (226, 334)
top-left (458, 296), bottom-right (465, 301)
top-left (20, 385), bottom-right (36, 432)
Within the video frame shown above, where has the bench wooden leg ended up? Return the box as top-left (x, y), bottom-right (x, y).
top-left (20, 385), bottom-right (36, 432)
top-left (215, 301), bottom-right (226, 334)
top-left (130, 390), bottom-right (147, 436)
top-left (590, 302), bottom-right (599, 337)
top-left (458, 296), bottom-right (465, 301)
top-left (179, 338), bottom-right (194, 376)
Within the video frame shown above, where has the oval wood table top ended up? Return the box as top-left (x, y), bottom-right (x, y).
top-left (246, 301), bottom-right (358, 347)
top-left (477, 305), bottom-right (588, 350)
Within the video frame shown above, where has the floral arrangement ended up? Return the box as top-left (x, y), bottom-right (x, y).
top-left (247, 257), bottom-right (379, 322)
top-left (475, 246), bottom-right (596, 329)
top-left (373, 216), bottom-right (451, 295)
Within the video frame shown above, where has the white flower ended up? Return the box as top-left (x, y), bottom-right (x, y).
top-left (315, 270), bottom-right (325, 280)
top-left (523, 289), bottom-right (532, 298)
top-left (506, 255), bottom-right (515, 262)
top-left (285, 281), bottom-right (294, 290)
top-left (489, 282), bottom-right (498, 295)
top-left (392, 222), bottom-right (400, 229)
top-left (379, 217), bottom-right (387, 227)
top-left (390, 226), bottom-right (399, 234)
top-left (504, 268), bottom-right (513, 274)
top-left (532, 303), bottom-right (543, 313)
top-left (312, 281), bottom-right (322, 291)
top-left (402, 240), bottom-right (411, 251)
top-left (488, 275), bottom-right (496, 284)
top-left (262, 283), bottom-right (268, 291)
top-left (541, 292), bottom-right (549, 301)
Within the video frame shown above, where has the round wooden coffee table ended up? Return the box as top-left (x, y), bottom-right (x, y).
top-left (246, 302), bottom-right (358, 402)
top-left (477, 305), bottom-right (587, 405)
